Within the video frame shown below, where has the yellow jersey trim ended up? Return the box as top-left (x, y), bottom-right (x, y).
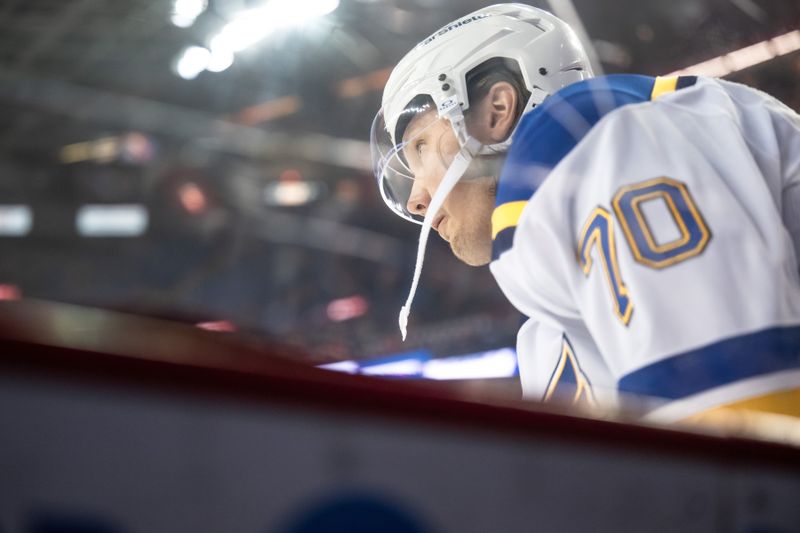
top-left (651, 76), bottom-right (678, 100)
top-left (491, 200), bottom-right (528, 240)
top-left (543, 338), bottom-right (596, 406)
top-left (684, 388), bottom-right (800, 422)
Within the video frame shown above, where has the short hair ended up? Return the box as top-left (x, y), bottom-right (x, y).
top-left (465, 57), bottom-right (531, 129)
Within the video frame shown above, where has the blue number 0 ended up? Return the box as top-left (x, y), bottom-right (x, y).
top-left (612, 177), bottom-right (711, 269)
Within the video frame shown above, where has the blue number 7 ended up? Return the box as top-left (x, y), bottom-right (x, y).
top-left (578, 207), bottom-right (634, 325)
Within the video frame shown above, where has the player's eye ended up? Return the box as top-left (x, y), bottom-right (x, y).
top-left (415, 140), bottom-right (426, 156)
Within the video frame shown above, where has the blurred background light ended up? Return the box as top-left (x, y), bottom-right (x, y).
top-left (171, 0), bottom-right (208, 28)
top-left (119, 132), bottom-right (156, 164)
top-left (326, 295), bottom-right (369, 322)
top-left (264, 169), bottom-right (321, 206)
top-left (60, 136), bottom-right (121, 164)
top-left (319, 348), bottom-right (519, 380)
top-left (233, 97), bottom-right (303, 126)
top-left (175, 46), bottom-right (211, 80)
top-left (0, 206), bottom-right (32, 236)
top-left (178, 182), bottom-right (208, 215)
top-left (360, 356), bottom-right (426, 377)
top-left (76, 205), bottom-right (149, 237)
top-left (176, 0), bottom-right (340, 78)
top-left (60, 133), bottom-right (155, 165)
top-left (0, 284), bottom-right (21, 301)
top-left (318, 360), bottom-right (359, 374)
top-left (422, 348), bottom-right (518, 380)
top-left (265, 181), bottom-right (319, 206)
top-left (206, 48), bottom-right (235, 73)
top-left (209, 0), bottom-right (340, 55)
top-left (669, 29), bottom-right (800, 77)
top-left (337, 68), bottom-right (392, 99)
top-left (196, 320), bottom-right (237, 332)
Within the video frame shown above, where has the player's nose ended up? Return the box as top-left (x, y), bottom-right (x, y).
top-left (406, 179), bottom-right (430, 217)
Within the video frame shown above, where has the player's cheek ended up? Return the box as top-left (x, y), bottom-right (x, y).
top-left (438, 143), bottom-right (458, 169)
top-left (422, 153), bottom-right (447, 186)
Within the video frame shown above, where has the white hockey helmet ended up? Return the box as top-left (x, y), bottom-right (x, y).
top-left (371, 3), bottom-right (594, 224)
top-left (370, 3), bottom-right (594, 340)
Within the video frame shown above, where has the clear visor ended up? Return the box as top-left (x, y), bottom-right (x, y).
top-left (370, 98), bottom-right (461, 224)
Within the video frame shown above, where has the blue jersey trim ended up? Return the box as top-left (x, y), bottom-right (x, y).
top-left (676, 75), bottom-right (698, 90)
top-left (494, 74), bottom-right (657, 207)
top-left (618, 325), bottom-right (800, 400)
top-left (492, 227), bottom-right (516, 260)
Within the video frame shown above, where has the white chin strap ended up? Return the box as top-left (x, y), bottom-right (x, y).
top-left (399, 136), bottom-right (482, 341)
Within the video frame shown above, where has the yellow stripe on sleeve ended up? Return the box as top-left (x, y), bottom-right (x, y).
top-left (491, 201), bottom-right (528, 240)
top-left (684, 388), bottom-right (800, 422)
top-left (679, 388), bottom-right (800, 440)
top-left (651, 76), bottom-right (679, 100)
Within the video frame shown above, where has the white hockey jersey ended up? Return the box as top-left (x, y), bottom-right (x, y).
top-left (489, 74), bottom-right (800, 422)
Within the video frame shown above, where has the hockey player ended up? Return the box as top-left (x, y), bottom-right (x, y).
top-left (370, 4), bottom-right (800, 422)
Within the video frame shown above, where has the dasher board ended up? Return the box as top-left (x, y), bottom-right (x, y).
top-left (0, 301), bottom-right (798, 532)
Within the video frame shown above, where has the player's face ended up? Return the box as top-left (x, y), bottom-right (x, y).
top-left (402, 110), bottom-right (495, 266)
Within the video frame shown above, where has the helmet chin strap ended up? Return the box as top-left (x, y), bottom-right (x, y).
top-left (399, 135), bottom-right (482, 340)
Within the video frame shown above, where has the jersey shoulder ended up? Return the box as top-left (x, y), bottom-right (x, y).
top-left (496, 74), bottom-right (700, 205)
top-left (492, 74), bottom-right (698, 259)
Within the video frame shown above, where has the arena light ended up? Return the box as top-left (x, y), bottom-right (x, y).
top-left (60, 136), bottom-right (120, 164)
top-left (209, 0), bottom-right (340, 56)
top-left (264, 181), bottom-right (320, 206)
top-left (360, 358), bottom-right (425, 377)
top-left (76, 205), bottom-right (148, 237)
top-left (171, 0), bottom-right (207, 28)
top-left (668, 29), bottom-right (800, 77)
top-left (422, 348), bottom-right (518, 380)
top-left (196, 320), bottom-right (237, 332)
top-left (206, 47), bottom-right (234, 73)
top-left (175, 46), bottom-right (211, 80)
top-left (60, 133), bottom-right (154, 165)
top-left (319, 360), bottom-right (359, 374)
top-left (263, 168), bottom-right (321, 206)
top-left (0, 205), bottom-right (32, 236)
top-left (178, 182), bottom-right (208, 215)
top-left (233, 96), bottom-right (302, 126)
top-left (326, 295), bottom-right (369, 322)
top-left (318, 349), bottom-right (518, 380)
top-left (337, 68), bottom-right (392, 99)
top-left (0, 284), bottom-right (21, 301)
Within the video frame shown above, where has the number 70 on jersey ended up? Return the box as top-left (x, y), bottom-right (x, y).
top-left (577, 177), bottom-right (711, 325)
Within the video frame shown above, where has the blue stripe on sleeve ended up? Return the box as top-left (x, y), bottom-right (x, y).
top-left (618, 325), bottom-right (800, 400)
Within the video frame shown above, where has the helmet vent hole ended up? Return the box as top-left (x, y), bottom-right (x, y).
top-left (538, 67), bottom-right (548, 75)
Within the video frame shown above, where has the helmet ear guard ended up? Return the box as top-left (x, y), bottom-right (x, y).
top-left (526, 86), bottom-right (550, 109)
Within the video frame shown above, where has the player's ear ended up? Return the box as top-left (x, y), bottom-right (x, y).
top-left (484, 81), bottom-right (518, 143)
